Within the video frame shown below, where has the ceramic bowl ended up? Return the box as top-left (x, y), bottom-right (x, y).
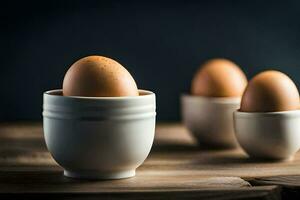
top-left (181, 95), bottom-right (241, 148)
top-left (43, 89), bottom-right (156, 179)
top-left (234, 110), bottom-right (300, 160)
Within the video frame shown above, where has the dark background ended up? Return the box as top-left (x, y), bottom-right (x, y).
top-left (1, 0), bottom-right (300, 121)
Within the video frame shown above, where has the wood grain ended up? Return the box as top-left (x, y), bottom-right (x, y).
top-left (0, 170), bottom-right (250, 192)
top-left (149, 124), bottom-right (300, 179)
top-left (1, 122), bottom-right (299, 199)
top-left (0, 186), bottom-right (281, 200)
top-left (251, 175), bottom-right (300, 199)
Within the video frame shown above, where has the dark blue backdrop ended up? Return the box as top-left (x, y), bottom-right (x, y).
top-left (1, 0), bottom-right (300, 121)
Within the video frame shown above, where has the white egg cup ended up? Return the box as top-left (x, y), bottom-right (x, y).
top-left (43, 89), bottom-right (156, 179)
top-left (234, 110), bottom-right (300, 160)
top-left (181, 95), bottom-right (241, 148)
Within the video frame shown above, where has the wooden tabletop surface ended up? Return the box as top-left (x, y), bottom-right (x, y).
top-left (0, 123), bottom-right (300, 199)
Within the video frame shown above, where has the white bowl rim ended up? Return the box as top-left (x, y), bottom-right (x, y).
top-left (44, 89), bottom-right (154, 100)
top-left (181, 93), bottom-right (241, 104)
top-left (234, 109), bottom-right (300, 118)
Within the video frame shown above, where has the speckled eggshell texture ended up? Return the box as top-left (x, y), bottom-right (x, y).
top-left (240, 70), bottom-right (300, 112)
top-left (191, 58), bottom-right (248, 97)
top-left (63, 56), bottom-right (138, 97)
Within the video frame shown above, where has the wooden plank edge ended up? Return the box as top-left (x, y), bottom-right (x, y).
top-left (0, 186), bottom-right (281, 200)
top-left (249, 175), bottom-right (300, 200)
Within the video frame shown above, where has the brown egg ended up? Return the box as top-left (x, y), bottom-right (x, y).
top-left (240, 70), bottom-right (300, 112)
top-left (63, 56), bottom-right (138, 97)
top-left (191, 58), bottom-right (248, 97)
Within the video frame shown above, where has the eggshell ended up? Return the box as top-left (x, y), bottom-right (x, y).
top-left (191, 58), bottom-right (247, 97)
top-left (240, 70), bottom-right (300, 112)
top-left (63, 56), bottom-right (138, 97)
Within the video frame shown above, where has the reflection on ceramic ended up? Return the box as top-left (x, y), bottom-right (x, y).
top-left (181, 95), bottom-right (240, 148)
top-left (234, 110), bottom-right (300, 160)
top-left (43, 89), bottom-right (156, 179)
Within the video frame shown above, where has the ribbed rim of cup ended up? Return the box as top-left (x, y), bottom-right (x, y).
top-left (43, 89), bottom-right (156, 120)
top-left (44, 89), bottom-right (154, 100)
top-left (234, 110), bottom-right (300, 119)
top-left (181, 94), bottom-right (241, 104)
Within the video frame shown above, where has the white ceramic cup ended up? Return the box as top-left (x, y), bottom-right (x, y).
top-left (234, 110), bottom-right (300, 160)
top-left (43, 89), bottom-right (156, 179)
top-left (181, 95), bottom-right (241, 148)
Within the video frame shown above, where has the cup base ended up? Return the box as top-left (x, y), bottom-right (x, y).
top-left (64, 169), bottom-right (136, 180)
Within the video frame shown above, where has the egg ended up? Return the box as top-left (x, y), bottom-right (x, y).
top-left (191, 58), bottom-right (248, 97)
top-left (240, 70), bottom-right (300, 112)
top-left (63, 56), bottom-right (139, 97)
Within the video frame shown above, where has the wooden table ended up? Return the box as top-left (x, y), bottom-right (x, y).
top-left (0, 123), bottom-right (300, 199)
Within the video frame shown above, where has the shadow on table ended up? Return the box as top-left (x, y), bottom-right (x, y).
top-left (0, 137), bottom-right (47, 151)
top-left (192, 153), bottom-right (290, 166)
top-left (0, 169), bottom-right (118, 184)
top-left (151, 141), bottom-right (241, 153)
top-left (151, 143), bottom-right (200, 152)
